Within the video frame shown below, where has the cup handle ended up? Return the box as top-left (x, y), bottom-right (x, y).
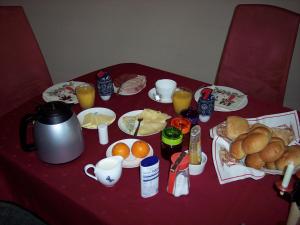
top-left (84, 164), bottom-right (97, 181)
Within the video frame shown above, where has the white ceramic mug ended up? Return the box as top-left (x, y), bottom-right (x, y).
top-left (155, 79), bottom-right (177, 101)
top-left (84, 156), bottom-right (123, 187)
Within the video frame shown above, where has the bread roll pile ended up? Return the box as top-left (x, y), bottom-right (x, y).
top-left (225, 116), bottom-right (299, 171)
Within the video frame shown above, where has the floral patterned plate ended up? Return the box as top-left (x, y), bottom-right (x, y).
top-left (194, 85), bottom-right (248, 112)
top-left (42, 81), bottom-right (88, 104)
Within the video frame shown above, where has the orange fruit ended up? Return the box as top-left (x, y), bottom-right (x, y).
top-left (131, 141), bottom-right (150, 158)
top-left (112, 142), bottom-right (130, 159)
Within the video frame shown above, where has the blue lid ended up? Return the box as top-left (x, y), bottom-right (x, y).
top-left (141, 156), bottom-right (159, 167)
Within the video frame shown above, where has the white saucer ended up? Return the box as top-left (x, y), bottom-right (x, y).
top-left (148, 88), bottom-right (172, 104)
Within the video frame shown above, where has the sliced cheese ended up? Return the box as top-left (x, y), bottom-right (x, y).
top-left (82, 113), bottom-right (114, 128)
top-left (122, 109), bottom-right (170, 135)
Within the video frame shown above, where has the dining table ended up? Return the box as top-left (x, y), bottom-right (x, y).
top-left (0, 63), bottom-right (298, 225)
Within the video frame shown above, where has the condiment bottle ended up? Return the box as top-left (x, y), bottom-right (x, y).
top-left (170, 117), bottom-right (191, 151)
top-left (96, 71), bottom-right (114, 101)
top-left (197, 88), bottom-right (215, 122)
top-left (161, 127), bottom-right (183, 161)
top-left (167, 152), bottom-right (190, 197)
top-left (188, 125), bottom-right (202, 165)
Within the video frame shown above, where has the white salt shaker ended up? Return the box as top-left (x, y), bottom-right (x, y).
top-left (98, 123), bottom-right (108, 145)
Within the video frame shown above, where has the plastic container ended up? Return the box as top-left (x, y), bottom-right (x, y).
top-left (96, 71), bottom-right (114, 101)
top-left (170, 117), bottom-right (191, 151)
top-left (197, 88), bottom-right (215, 122)
top-left (161, 127), bottom-right (183, 161)
top-left (140, 156), bottom-right (159, 198)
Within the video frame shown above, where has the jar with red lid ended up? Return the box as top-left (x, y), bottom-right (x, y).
top-left (170, 117), bottom-right (191, 151)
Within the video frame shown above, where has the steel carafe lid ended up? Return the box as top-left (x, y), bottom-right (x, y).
top-left (36, 101), bottom-right (73, 125)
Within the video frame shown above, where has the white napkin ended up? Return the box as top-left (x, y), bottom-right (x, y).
top-left (210, 110), bottom-right (300, 184)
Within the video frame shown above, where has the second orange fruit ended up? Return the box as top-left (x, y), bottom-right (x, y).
top-left (131, 141), bottom-right (150, 158)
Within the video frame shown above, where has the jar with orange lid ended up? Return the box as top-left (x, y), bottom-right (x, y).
top-left (170, 117), bottom-right (191, 151)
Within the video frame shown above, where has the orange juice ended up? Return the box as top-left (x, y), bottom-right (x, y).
top-left (172, 88), bottom-right (192, 114)
top-left (76, 84), bottom-right (95, 109)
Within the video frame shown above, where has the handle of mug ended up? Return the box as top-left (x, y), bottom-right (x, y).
top-left (84, 164), bottom-right (97, 181)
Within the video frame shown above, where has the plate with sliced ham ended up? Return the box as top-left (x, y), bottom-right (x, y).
top-left (113, 74), bottom-right (146, 95)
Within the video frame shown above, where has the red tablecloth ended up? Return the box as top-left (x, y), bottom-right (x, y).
top-left (0, 63), bottom-right (297, 225)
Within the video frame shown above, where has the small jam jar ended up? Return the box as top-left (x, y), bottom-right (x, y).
top-left (180, 107), bottom-right (199, 126)
top-left (161, 127), bottom-right (183, 161)
top-left (170, 117), bottom-right (191, 151)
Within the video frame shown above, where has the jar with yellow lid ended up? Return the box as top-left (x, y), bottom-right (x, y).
top-left (161, 127), bottom-right (183, 161)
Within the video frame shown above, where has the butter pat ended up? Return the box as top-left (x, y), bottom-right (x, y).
top-left (82, 113), bottom-right (114, 129)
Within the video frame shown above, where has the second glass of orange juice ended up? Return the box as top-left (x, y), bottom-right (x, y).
top-left (172, 87), bottom-right (193, 114)
top-left (75, 84), bottom-right (95, 109)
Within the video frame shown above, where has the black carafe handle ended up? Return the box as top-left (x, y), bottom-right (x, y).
top-left (19, 114), bottom-right (36, 152)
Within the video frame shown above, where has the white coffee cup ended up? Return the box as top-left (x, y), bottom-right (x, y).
top-left (84, 156), bottom-right (123, 187)
top-left (155, 79), bottom-right (177, 101)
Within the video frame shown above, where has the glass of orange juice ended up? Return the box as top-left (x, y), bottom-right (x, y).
top-left (75, 83), bottom-right (95, 109)
top-left (172, 87), bottom-right (193, 114)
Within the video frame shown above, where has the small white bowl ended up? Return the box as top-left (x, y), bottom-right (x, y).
top-left (189, 152), bottom-right (207, 175)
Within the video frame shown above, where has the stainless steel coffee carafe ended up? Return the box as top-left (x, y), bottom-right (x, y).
top-left (20, 101), bottom-right (84, 164)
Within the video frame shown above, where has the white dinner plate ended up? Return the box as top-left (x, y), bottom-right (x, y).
top-left (119, 110), bottom-right (167, 136)
top-left (106, 139), bottom-right (154, 168)
top-left (43, 81), bottom-right (88, 104)
top-left (194, 85), bottom-right (248, 112)
top-left (118, 110), bottom-right (143, 136)
top-left (77, 107), bottom-right (116, 129)
top-left (148, 88), bottom-right (173, 104)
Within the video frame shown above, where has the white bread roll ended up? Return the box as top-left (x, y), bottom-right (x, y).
top-left (248, 126), bottom-right (272, 139)
top-left (226, 116), bottom-right (249, 141)
top-left (258, 137), bottom-right (285, 163)
top-left (275, 145), bottom-right (300, 171)
top-left (245, 153), bottom-right (265, 170)
top-left (242, 133), bottom-right (270, 154)
top-left (265, 162), bottom-right (277, 170)
top-left (230, 139), bottom-right (246, 160)
top-left (271, 127), bottom-right (295, 145)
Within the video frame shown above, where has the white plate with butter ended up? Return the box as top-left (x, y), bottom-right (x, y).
top-left (77, 107), bottom-right (116, 129)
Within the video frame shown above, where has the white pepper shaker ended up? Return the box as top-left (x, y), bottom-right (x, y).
top-left (98, 123), bottom-right (108, 145)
